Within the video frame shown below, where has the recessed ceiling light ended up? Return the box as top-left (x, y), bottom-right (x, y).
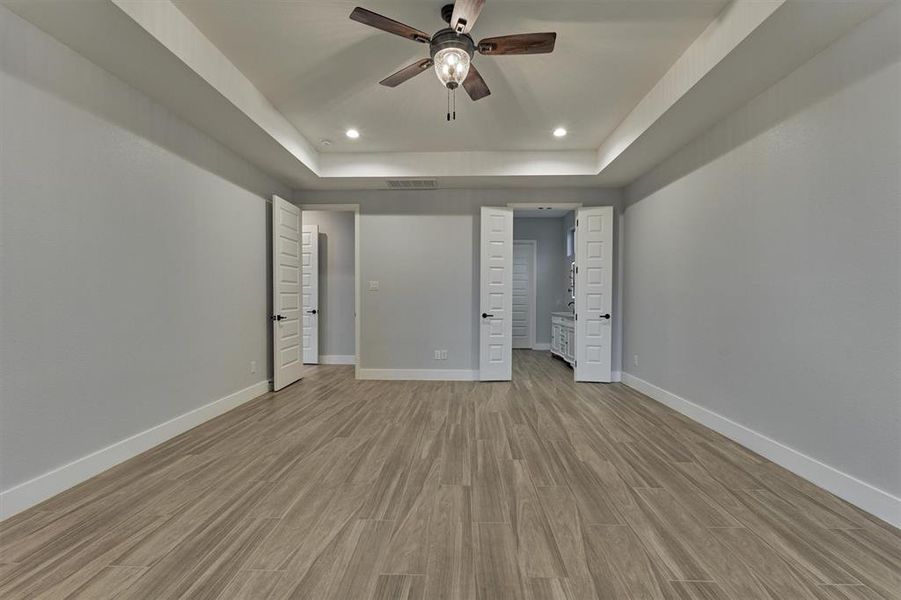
top-left (553, 127), bottom-right (567, 138)
top-left (346, 129), bottom-right (360, 139)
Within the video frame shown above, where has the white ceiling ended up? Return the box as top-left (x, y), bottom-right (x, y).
top-left (173, 0), bottom-right (728, 154)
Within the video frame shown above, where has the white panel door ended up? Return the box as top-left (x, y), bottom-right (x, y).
top-left (301, 224), bottom-right (319, 364)
top-left (512, 241), bottom-right (534, 349)
top-left (479, 207), bottom-right (513, 381)
top-left (272, 196), bottom-right (304, 391)
top-left (575, 206), bottom-right (613, 382)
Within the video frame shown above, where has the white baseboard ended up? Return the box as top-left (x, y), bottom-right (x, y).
top-left (532, 343), bottom-right (551, 351)
top-left (319, 355), bottom-right (356, 365)
top-left (621, 373), bottom-right (901, 528)
top-left (357, 368), bottom-right (478, 381)
top-left (0, 380), bottom-right (270, 521)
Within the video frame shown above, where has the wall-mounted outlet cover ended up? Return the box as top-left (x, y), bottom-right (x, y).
top-left (368, 280), bottom-right (380, 291)
top-left (250, 360), bottom-right (257, 374)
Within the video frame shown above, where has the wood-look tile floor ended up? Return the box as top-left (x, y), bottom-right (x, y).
top-left (2, 350), bottom-right (899, 599)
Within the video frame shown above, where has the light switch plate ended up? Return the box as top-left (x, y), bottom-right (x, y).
top-left (368, 280), bottom-right (379, 291)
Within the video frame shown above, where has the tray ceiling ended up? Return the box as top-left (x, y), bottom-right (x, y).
top-left (173, 0), bottom-right (728, 154)
top-left (7, 0), bottom-right (884, 188)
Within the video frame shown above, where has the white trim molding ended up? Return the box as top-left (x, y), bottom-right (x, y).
top-left (318, 355), bottom-right (356, 365)
top-left (507, 202), bottom-right (583, 211)
top-left (0, 380), bottom-right (270, 521)
top-left (357, 369), bottom-right (478, 381)
top-left (299, 203), bottom-right (360, 212)
top-left (621, 373), bottom-right (901, 528)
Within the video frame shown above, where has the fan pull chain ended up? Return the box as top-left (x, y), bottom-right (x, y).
top-left (445, 88), bottom-right (459, 122)
top-left (453, 87), bottom-right (456, 121)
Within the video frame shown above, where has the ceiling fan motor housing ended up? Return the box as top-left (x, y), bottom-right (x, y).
top-left (430, 29), bottom-right (475, 60)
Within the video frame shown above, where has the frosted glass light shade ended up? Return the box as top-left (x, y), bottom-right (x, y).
top-left (433, 47), bottom-right (470, 88)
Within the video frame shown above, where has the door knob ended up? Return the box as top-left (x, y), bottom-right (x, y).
top-left (306, 309), bottom-right (318, 315)
top-left (271, 315), bottom-right (286, 321)
top-left (601, 314), bottom-right (611, 319)
top-left (481, 313), bottom-right (494, 319)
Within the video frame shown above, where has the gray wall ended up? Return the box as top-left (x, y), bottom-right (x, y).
top-left (302, 210), bottom-right (356, 358)
top-left (0, 6), bottom-right (288, 491)
top-left (623, 5), bottom-right (901, 498)
top-left (295, 189), bottom-right (623, 373)
top-left (513, 218), bottom-right (569, 346)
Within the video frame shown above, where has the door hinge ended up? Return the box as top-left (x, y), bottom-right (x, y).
top-left (575, 313), bottom-right (578, 321)
top-left (576, 219), bottom-right (579, 226)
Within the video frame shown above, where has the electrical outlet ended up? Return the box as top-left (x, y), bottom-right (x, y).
top-left (250, 360), bottom-right (257, 374)
top-left (368, 280), bottom-right (379, 291)
top-left (440, 350), bottom-right (448, 360)
top-left (632, 354), bottom-right (639, 368)
top-left (434, 350), bottom-right (441, 360)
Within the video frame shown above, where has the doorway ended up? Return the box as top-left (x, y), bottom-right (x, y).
top-left (300, 204), bottom-right (361, 375)
top-left (513, 207), bottom-right (574, 381)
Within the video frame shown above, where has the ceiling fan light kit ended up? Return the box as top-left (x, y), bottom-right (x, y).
top-left (350, 1), bottom-right (557, 122)
top-left (431, 30), bottom-right (473, 89)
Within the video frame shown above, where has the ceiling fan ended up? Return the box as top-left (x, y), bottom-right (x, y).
top-left (350, 1), bottom-right (557, 120)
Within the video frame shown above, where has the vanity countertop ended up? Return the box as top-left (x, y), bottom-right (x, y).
top-left (551, 311), bottom-right (575, 319)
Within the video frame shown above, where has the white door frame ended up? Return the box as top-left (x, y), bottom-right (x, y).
top-left (507, 202), bottom-right (583, 212)
top-left (512, 240), bottom-right (537, 350)
top-left (300, 204), bottom-right (361, 379)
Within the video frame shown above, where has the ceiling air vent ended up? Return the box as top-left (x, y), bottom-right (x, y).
top-left (385, 179), bottom-right (439, 190)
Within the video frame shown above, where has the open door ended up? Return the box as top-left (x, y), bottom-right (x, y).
top-left (574, 206), bottom-right (614, 382)
top-left (272, 195), bottom-right (304, 391)
top-left (479, 206), bottom-right (513, 381)
top-left (301, 224), bottom-right (319, 364)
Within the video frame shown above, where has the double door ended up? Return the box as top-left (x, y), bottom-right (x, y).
top-left (479, 206), bottom-right (613, 382)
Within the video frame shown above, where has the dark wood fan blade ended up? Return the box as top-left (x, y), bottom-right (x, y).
top-left (379, 59), bottom-right (434, 87)
top-left (463, 64), bottom-right (490, 101)
top-left (478, 32), bottom-right (557, 55)
top-left (350, 7), bottom-right (430, 44)
top-left (450, 0), bottom-right (485, 34)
